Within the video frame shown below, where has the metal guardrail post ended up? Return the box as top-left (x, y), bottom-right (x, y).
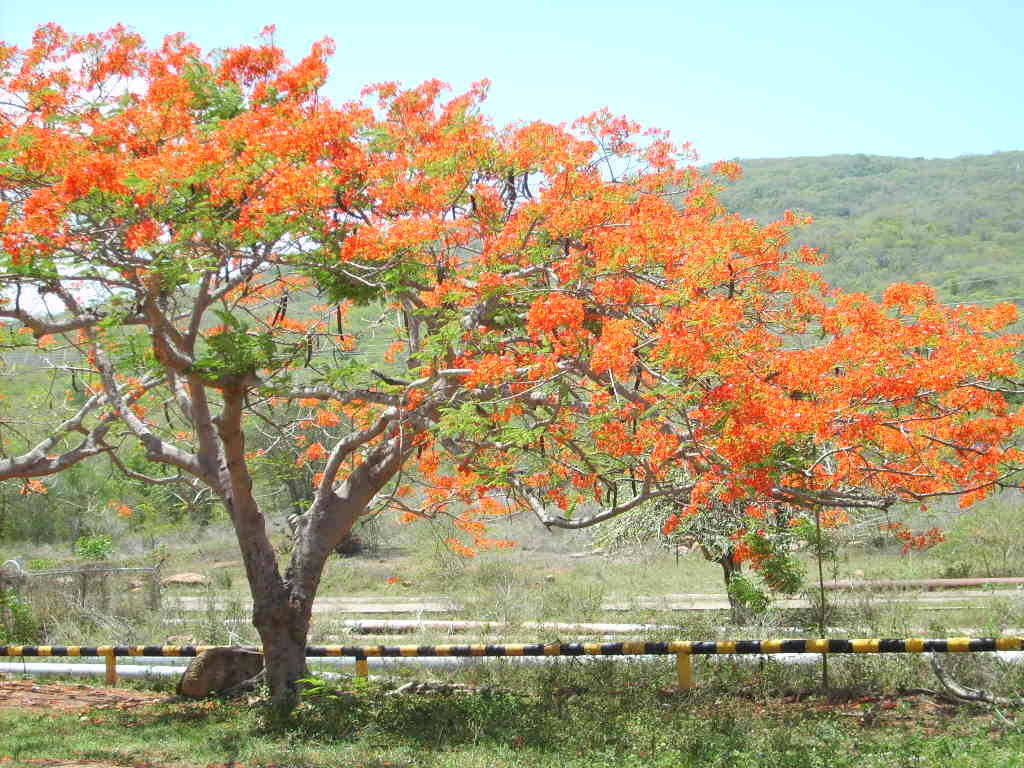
top-left (355, 655), bottom-right (369, 678)
top-left (676, 652), bottom-right (693, 689)
top-left (102, 647), bottom-right (117, 685)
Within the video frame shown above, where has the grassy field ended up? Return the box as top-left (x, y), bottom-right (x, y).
top-left (4, 502), bottom-right (1024, 650)
top-left (3, 503), bottom-right (1024, 766)
top-left (3, 658), bottom-right (1024, 767)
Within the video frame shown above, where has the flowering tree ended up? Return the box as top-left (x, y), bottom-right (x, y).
top-left (3, 25), bottom-right (1024, 705)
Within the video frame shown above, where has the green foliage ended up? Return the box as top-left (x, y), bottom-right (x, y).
top-left (725, 573), bottom-right (770, 614)
top-left (190, 311), bottom-right (276, 380)
top-left (0, 455), bottom-right (122, 545)
top-left (236, 659), bottom-right (1024, 766)
top-left (933, 500), bottom-right (1024, 578)
top-left (0, 587), bottom-right (42, 644)
top-left (307, 263), bottom-right (388, 306)
top-left (24, 558), bottom-right (59, 571)
top-left (73, 534), bottom-right (112, 561)
top-left (741, 530), bottom-right (804, 595)
top-left (182, 58), bottom-right (246, 125)
top-left (3, 662), bottom-right (1024, 767)
top-left (596, 496), bottom-right (808, 620)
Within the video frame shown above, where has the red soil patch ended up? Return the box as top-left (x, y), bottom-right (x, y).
top-left (0, 679), bottom-right (170, 713)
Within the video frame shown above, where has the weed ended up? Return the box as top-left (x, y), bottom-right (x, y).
top-left (24, 558), bottom-right (60, 571)
top-left (4, 655), bottom-right (1024, 766)
top-left (212, 568), bottom-right (234, 590)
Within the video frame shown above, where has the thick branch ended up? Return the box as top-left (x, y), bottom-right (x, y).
top-left (314, 408), bottom-right (396, 501)
top-left (771, 485), bottom-right (896, 510)
top-left (92, 346), bottom-right (216, 487)
top-left (0, 393), bottom-right (111, 479)
top-left (286, 385), bottom-right (401, 407)
top-left (514, 480), bottom-right (682, 530)
top-left (0, 306), bottom-right (146, 339)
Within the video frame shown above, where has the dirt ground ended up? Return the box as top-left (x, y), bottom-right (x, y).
top-left (0, 679), bottom-right (170, 713)
top-left (0, 679), bottom-right (177, 768)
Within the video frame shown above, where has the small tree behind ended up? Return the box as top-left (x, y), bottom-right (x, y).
top-left (597, 498), bottom-right (805, 623)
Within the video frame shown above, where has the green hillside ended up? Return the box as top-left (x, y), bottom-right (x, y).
top-left (716, 152), bottom-right (1024, 305)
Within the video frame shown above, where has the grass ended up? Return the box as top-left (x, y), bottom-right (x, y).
top-left (3, 658), bottom-right (1024, 767)
top-left (3, 500), bottom-right (1024, 766)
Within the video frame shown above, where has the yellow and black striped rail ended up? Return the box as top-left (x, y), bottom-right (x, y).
top-left (2, 636), bottom-right (1021, 687)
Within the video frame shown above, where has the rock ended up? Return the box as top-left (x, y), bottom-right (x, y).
top-left (162, 572), bottom-right (207, 586)
top-left (176, 647), bottom-right (264, 697)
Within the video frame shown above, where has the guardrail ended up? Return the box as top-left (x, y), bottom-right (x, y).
top-left (3, 636), bottom-right (1022, 689)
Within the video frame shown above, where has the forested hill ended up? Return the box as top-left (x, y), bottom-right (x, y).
top-left (716, 152), bottom-right (1024, 305)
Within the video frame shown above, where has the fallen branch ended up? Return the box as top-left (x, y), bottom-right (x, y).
top-left (929, 654), bottom-right (1023, 707)
top-left (384, 681), bottom-right (492, 696)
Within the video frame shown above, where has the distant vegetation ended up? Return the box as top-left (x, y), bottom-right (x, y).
top-left (717, 151), bottom-right (1024, 305)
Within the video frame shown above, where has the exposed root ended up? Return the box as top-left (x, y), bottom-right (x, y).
top-left (896, 686), bottom-right (960, 705)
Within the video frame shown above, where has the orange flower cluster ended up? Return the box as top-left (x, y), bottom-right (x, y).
top-left (107, 501), bottom-right (133, 518)
top-left (444, 538), bottom-right (477, 558)
top-left (19, 479), bottom-right (47, 495)
top-left (879, 522), bottom-right (946, 554)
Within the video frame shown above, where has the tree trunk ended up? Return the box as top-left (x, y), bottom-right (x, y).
top-left (251, 581), bottom-right (312, 709)
top-left (254, 505), bottom-right (358, 708)
top-left (216, 384), bottom-right (319, 709)
top-left (216, 383), bottom-right (411, 709)
top-left (717, 551), bottom-right (750, 625)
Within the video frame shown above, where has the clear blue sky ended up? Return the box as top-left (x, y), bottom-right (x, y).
top-left (1, 0), bottom-right (1020, 162)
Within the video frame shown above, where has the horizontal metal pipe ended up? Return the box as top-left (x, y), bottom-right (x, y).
top-left (0, 662), bottom-right (182, 679)
top-left (5, 651), bottom-right (1024, 682)
top-left (324, 619), bottom-right (677, 635)
top-left (2, 636), bottom-right (1022, 660)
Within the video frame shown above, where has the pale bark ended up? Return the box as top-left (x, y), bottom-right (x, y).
top-left (212, 378), bottom-right (414, 705)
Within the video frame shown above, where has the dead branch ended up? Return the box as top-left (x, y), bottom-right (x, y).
top-left (929, 654), bottom-right (1023, 707)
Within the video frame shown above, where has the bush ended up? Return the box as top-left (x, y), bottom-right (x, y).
top-left (933, 501), bottom-right (1024, 577)
top-left (0, 587), bottom-right (42, 644)
top-left (74, 534), bottom-right (113, 561)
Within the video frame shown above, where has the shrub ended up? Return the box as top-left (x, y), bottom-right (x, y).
top-left (74, 534), bottom-right (113, 561)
